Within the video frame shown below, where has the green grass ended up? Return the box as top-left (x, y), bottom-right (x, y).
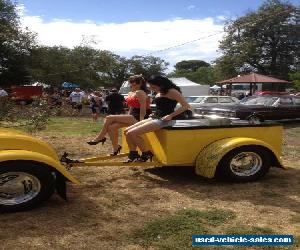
top-left (128, 208), bottom-right (236, 250)
top-left (43, 117), bottom-right (103, 136)
top-left (128, 208), bottom-right (299, 250)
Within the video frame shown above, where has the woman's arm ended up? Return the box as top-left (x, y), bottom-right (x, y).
top-left (136, 90), bottom-right (147, 121)
top-left (161, 89), bottom-right (190, 121)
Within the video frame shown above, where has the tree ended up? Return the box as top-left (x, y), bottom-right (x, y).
top-left (289, 71), bottom-right (300, 90)
top-left (174, 60), bottom-right (210, 72)
top-left (218, 0), bottom-right (299, 80)
top-left (0, 0), bottom-right (37, 86)
top-left (168, 59), bottom-right (213, 84)
top-left (128, 55), bottom-right (169, 79)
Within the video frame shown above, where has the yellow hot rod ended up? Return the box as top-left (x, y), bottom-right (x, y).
top-left (0, 117), bottom-right (284, 212)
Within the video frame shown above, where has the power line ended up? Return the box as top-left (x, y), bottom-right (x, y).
top-left (144, 7), bottom-right (294, 56)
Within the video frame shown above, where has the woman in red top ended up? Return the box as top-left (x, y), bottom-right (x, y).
top-left (87, 75), bottom-right (151, 155)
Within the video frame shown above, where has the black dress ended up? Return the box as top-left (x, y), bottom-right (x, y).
top-left (153, 96), bottom-right (186, 119)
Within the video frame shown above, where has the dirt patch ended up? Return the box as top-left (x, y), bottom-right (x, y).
top-left (1, 120), bottom-right (299, 249)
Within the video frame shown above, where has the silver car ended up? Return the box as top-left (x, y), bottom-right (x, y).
top-left (184, 96), bottom-right (239, 112)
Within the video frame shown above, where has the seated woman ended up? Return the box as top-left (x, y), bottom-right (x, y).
top-left (124, 75), bottom-right (190, 162)
top-left (87, 75), bottom-right (151, 156)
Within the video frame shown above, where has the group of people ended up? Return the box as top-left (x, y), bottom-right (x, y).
top-left (87, 75), bottom-right (190, 163)
top-left (68, 88), bottom-right (125, 119)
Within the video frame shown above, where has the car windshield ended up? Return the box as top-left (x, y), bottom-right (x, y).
top-left (242, 96), bottom-right (278, 106)
top-left (191, 97), bottom-right (206, 103)
top-left (185, 96), bottom-right (201, 103)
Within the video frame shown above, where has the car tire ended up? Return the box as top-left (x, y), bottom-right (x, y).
top-left (0, 161), bottom-right (56, 212)
top-left (247, 115), bottom-right (262, 124)
top-left (216, 146), bottom-right (271, 182)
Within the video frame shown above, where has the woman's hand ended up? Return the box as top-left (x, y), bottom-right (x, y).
top-left (161, 115), bottom-right (172, 121)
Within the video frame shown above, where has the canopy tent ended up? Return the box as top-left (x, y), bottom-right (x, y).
top-left (119, 77), bottom-right (209, 96)
top-left (169, 77), bottom-right (209, 96)
top-left (216, 72), bottom-right (290, 95)
top-left (61, 82), bottom-right (79, 89)
top-left (31, 82), bottom-right (50, 88)
top-left (25, 82), bottom-right (50, 88)
top-left (210, 84), bottom-right (221, 90)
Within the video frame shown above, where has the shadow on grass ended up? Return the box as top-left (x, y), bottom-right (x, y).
top-left (143, 165), bottom-right (300, 214)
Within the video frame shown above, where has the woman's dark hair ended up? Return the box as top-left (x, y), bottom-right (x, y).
top-left (128, 74), bottom-right (149, 93)
top-left (147, 75), bottom-right (181, 95)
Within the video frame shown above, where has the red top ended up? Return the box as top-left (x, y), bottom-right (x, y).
top-left (126, 95), bottom-right (151, 109)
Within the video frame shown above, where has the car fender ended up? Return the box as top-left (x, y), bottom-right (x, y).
top-left (195, 137), bottom-right (283, 178)
top-left (0, 150), bottom-right (80, 184)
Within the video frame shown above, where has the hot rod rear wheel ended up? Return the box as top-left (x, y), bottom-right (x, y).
top-left (216, 146), bottom-right (271, 182)
top-left (0, 161), bottom-right (55, 212)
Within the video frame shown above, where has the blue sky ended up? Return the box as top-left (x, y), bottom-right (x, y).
top-left (17, 0), bottom-right (299, 70)
top-left (17, 0), bottom-right (275, 23)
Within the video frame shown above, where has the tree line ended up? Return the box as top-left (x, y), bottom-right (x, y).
top-left (0, 0), bottom-right (299, 89)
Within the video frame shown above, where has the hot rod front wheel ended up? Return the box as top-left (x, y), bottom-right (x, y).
top-left (0, 161), bottom-right (55, 212)
top-left (216, 146), bottom-right (271, 182)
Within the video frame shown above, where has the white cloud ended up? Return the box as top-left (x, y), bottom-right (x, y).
top-left (19, 7), bottom-right (225, 70)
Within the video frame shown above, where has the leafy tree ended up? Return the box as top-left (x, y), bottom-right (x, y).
top-left (0, 0), bottom-right (36, 86)
top-left (289, 71), bottom-right (300, 90)
top-left (174, 60), bottom-right (210, 72)
top-left (218, 0), bottom-right (299, 79)
top-left (212, 55), bottom-right (238, 81)
top-left (128, 55), bottom-right (169, 79)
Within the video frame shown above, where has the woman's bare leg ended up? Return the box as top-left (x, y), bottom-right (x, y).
top-left (91, 115), bottom-right (136, 141)
top-left (107, 122), bottom-right (132, 151)
top-left (124, 118), bottom-right (152, 134)
top-left (126, 121), bottom-right (160, 152)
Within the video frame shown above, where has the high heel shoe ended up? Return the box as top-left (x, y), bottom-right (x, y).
top-left (137, 151), bottom-right (154, 162)
top-left (124, 151), bottom-right (140, 163)
top-left (110, 145), bottom-right (122, 156)
top-left (87, 137), bottom-right (106, 145)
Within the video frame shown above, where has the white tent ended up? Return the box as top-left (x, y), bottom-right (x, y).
top-left (169, 77), bottom-right (209, 96)
top-left (119, 77), bottom-right (209, 96)
top-left (210, 84), bottom-right (221, 90)
top-left (30, 82), bottom-right (50, 88)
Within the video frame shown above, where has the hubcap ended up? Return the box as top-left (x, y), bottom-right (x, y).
top-left (0, 172), bottom-right (41, 206)
top-left (249, 116), bottom-right (260, 124)
top-left (230, 152), bottom-right (262, 176)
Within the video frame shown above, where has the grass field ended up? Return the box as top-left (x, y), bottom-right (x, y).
top-left (1, 117), bottom-right (299, 250)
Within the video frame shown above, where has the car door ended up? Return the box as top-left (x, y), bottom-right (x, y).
top-left (203, 97), bottom-right (218, 106)
top-left (274, 97), bottom-right (294, 119)
top-left (291, 97), bottom-right (300, 119)
top-left (218, 97), bottom-right (235, 106)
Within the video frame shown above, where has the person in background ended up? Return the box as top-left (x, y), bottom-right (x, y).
top-left (87, 75), bottom-right (151, 156)
top-left (124, 75), bottom-right (190, 162)
top-left (88, 91), bottom-right (102, 121)
top-left (69, 88), bottom-right (85, 115)
top-left (105, 88), bottom-right (125, 115)
top-left (49, 89), bottom-right (62, 108)
top-left (0, 87), bottom-right (8, 98)
top-left (0, 87), bottom-right (8, 105)
top-left (101, 90), bottom-right (108, 114)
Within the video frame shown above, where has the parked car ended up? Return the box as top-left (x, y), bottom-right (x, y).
top-left (180, 95), bottom-right (239, 112)
top-left (194, 96), bottom-right (300, 122)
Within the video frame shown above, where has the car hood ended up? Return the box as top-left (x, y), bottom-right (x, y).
top-left (0, 127), bottom-right (59, 161)
top-left (196, 104), bottom-right (266, 111)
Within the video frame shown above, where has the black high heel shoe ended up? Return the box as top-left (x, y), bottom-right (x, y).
top-left (110, 145), bottom-right (122, 156)
top-left (124, 151), bottom-right (140, 163)
top-left (138, 151), bottom-right (154, 162)
top-left (87, 137), bottom-right (107, 145)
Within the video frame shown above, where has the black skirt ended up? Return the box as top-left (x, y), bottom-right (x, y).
top-left (130, 108), bottom-right (152, 121)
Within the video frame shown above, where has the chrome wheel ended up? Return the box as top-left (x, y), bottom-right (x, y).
top-left (0, 172), bottom-right (41, 206)
top-left (229, 152), bottom-right (262, 177)
top-left (248, 116), bottom-right (260, 124)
